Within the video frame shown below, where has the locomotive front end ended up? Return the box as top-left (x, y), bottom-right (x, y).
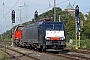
top-left (44, 22), bottom-right (66, 50)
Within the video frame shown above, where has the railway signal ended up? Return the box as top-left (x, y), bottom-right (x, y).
top-left (34, 10), bottom-right (38, 21)
top-left (12, 10), bottom-right (15, 23)
top-left (75, 5), bottom-right (79, 17)
top-left (75, 5), bottom-right (80, 50)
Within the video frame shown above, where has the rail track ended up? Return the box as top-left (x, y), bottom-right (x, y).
top-left (0, 44), bottom-right (40, 60)
top-left (0, 40), bottom-right (90, 60)
top-left (66, 48), bottom-right (90, 54)
top-left (7, 46), bottom-right (90, 60)
top-left (45, 49), bottom-right (90, 60)
top-left (6, 47), bottom-right (40, 60)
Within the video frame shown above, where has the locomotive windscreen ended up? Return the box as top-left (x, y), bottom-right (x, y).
top-left (45, 24), bottom-right (63, 30)
top-left (54, 24), bottom-right (63, 30)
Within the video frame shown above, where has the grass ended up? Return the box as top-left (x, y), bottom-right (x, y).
top-left (80, 39), bottom-right (90, 48)
top-left (66, 39), bottom-right (90, 49)
top-left (0, 50), bottom-right (10, 60)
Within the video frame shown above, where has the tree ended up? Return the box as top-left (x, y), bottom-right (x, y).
top-left (83, 19), bottom-right (90, 39)
top-left (82, 11), bottom-right (90, 39)
top-left (85, 11), bottom-right (90, 20)
top-left (66, 19), bottom-right (75, 41)
top-left (79, 12), bottom-right (85, 21)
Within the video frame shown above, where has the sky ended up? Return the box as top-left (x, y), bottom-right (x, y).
top-left (0, 0), bottom-right (90, 34)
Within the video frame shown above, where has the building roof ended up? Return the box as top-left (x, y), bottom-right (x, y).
top-left (65, 3), bottom-right (74, 9)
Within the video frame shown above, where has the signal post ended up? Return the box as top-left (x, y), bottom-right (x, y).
top-left (11, 10), bottom-right (15, 47)
top-left (75, 5), bottom-right (80, 50)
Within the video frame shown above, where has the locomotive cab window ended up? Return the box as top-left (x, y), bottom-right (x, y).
top-left (45, 24), bottom-right (53, 30)
top-left (45, 24), bottom-right (63, 30)
top-left (54, 24), bottom-right (63, 30)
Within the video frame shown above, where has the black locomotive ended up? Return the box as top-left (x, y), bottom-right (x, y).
top-left (14, 18), bottom-right (66, 52)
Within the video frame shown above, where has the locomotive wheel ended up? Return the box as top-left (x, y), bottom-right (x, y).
top-left (37, 48), bottom-right (42, 52)
top-left (17, 43), bottom-right (20, 47)
top-left (33, 45), bottom-right (37, 51)
top-left (38, 45), bottom-right (43, 52)
top-left (39, 45), bottom-right (46, 53)
top-left (29, 45), bottom-right (32, 50)
top-left (43, 48), bottom-right (46, 53)
top-left (42, 44), bottom-right (46, 53)
top-left (30, 46), bottom-right (32, 50)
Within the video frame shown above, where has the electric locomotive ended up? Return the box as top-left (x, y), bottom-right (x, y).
top-left (14, 18), bottom-right (66, 52)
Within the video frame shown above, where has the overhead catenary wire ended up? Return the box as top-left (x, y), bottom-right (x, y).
top-left (19, 0), bottom-right (69, 15)
top-left (0, 4), bottom-right (4, 13)
top-left (0, 0), bottom-right (20, 20)
top-left (4, 4), bottom-right (11, 11)
top-left (39, 0), bottom-right (69, 14)
top-left (56, 0), bottom-right (69, 6)
top-left (0, 0), bottom-right (90, 22)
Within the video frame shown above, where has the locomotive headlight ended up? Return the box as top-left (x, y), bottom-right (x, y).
top-left (47, 38), bottom-right (50, 40)
top-left (61, 36), bottom-right (65, 40)
top-left (45, 36), bottom-right (50, 40)
top-left (61, 37), bottom-right (64, 40)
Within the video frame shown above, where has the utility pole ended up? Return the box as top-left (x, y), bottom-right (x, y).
top-left (3, 2), bottom-right (6, 52)
top-left (19, 6), bottom-right (23, 24)
top-left (54, 0), bottom-right (56, 22)
top-left (2, 2), bottom-right (4, 40)
top-left (48, 1), bottom-right (50, 12)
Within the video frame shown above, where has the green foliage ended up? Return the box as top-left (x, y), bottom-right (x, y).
top-left (67, 39), bottom-right (90, 49)
top-left (82, 11), bottom-right (90, 39)
top-left (66, 19), bottom-right (75, 41)
top-left (83, 20), bottom-right (90, 39)
top-left (80, 39), bottom-right (90, 48)
top-left (0, 30), bottom-right (12, 40)
top-left (79, 12), bottom-right (85, 21)
top-left (85, 11), bottom-right (90, 20)
top-left (0, 50), bottom-right (10, 60)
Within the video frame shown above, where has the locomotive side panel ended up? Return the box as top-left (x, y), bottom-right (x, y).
top-left (22, 27), bottom-right (32, 41)
top-left (38, 25), bottom-right (43, 45)
top-left (32, 26), bottom-right (39, 43)
top-left (21, 24), bottom-right (39, 46)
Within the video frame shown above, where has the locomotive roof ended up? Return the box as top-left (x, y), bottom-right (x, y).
top-left (25, 21), bottom-right (64, 28)
top-left (37, 21), bottom-right (64, 24)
